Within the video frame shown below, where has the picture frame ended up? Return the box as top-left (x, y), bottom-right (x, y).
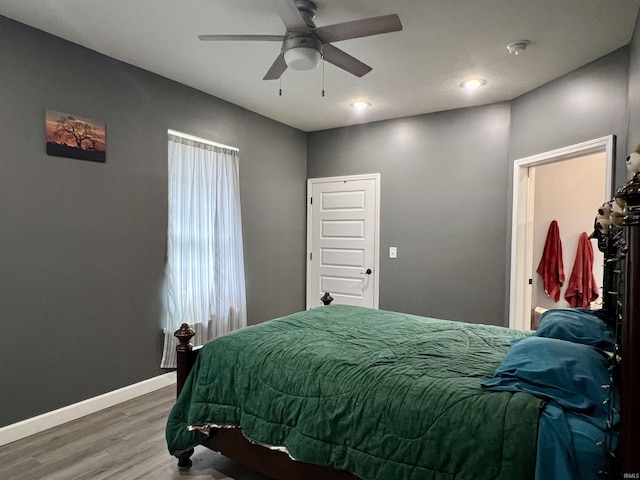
top-left (45, 110), bottom-right (106, 162)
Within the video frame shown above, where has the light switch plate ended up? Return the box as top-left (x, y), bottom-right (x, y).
top-left (389, 246), bottom-right (397, 258)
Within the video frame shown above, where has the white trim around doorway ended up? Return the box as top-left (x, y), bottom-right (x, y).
top-left (508, 136), bottom-right (615, 330)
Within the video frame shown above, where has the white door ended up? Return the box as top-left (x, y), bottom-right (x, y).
top-left (306, 174), bottom-right (380, 309)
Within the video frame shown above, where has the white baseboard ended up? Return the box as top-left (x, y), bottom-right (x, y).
top-left (0, 371), bottom-right (176, 447)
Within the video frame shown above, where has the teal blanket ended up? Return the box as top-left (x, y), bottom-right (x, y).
top-left (167, 305), bottom-right (543, 480)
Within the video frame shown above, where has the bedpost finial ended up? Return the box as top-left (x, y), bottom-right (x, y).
top-left (321, 292), bottom-right (334, 305)
top-left (174, 323), bottom-right (196, 352)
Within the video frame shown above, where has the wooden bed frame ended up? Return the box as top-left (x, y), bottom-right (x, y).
top-left (173, 180), bottom-right (640, 478)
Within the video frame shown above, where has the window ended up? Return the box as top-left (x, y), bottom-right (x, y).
top-left (161, 131), bottom-right (246, 368)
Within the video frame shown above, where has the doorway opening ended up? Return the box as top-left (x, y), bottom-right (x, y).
top-left (509, 136), bottom-right (615, 330)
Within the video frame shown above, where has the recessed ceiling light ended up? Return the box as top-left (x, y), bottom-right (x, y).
top-left (460, 79), bottom-right (486, 90)
top-left (350, 100), bottom-right (372, 110)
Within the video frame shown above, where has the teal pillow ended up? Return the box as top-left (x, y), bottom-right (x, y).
top-left (535, 309), bottom-right (615, 351)
top-left (482, 336), bottom-right (611, 419)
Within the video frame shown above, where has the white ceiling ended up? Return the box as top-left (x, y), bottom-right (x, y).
top-left (1, 0), bottom-right (639, 132)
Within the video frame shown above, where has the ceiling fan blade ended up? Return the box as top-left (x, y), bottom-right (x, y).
top-left (313, 14), bottom-right (402, 43)
top-left (322, 44), bottom-right (372, 77)
top-left (199, 34), bottom-right (285, 42)
top-left (274, 0), bottom-right (310, 32)
top-left (263, 53), bottom-right (288, 80)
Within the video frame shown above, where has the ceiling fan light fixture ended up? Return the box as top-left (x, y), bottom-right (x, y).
top-left (283, 46), bottom-right (321, 71)
top-left (199, 1), bottom-right (402, 80)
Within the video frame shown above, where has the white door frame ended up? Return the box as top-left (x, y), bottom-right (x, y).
top-left (306, 173), bottom-right (381, 309)
top-left (508, 136), bottom-right (614, 330)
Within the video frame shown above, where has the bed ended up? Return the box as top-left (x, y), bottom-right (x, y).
top-left (166, 174), bottom-right (640, 479)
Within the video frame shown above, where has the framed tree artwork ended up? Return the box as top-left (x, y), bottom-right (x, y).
top-left (45, 110), bottom-right (106, 162)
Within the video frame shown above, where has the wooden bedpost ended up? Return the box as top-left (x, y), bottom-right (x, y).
top-left (173, 323), bottom-right (196, 469)
top-left (174, 323), bottom-right (196, 397)
top-left (616, 175), bottom-right (640, 477)
top-left (321, 292), bottom-right (334, 305)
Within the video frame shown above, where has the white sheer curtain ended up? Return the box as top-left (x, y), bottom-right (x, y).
top-left (161, 132), bottom-right (247, 368)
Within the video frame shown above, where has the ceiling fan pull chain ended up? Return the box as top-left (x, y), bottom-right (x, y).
top-left (279, 76), bottom-right (282, 96)
top-left (322, 59), bottom-right (325, 97)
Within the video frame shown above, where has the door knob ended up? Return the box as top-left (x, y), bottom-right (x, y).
top-left (361, 268), bottom-right (372, 275)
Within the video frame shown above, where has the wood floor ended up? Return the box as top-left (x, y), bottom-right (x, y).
top-left (0, 386), bottom-right (272, 480)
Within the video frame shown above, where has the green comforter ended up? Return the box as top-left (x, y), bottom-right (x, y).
top-left (166, 305), bottom-right (543, 480)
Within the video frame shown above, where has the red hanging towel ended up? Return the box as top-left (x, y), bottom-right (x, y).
top-left (536, 220), bottom-right (565, 302)
top-left (565, 232), bottom-right (599, 308)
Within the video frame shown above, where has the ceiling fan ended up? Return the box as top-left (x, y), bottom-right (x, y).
top-left (198, 0), bottom-right (402, 80)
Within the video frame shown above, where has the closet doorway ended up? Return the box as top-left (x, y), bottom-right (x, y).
top-left (509, 136), bottom-right (614, 330)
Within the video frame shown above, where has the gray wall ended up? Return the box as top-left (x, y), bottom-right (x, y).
top-left (308, 104), bottom-right (511, 324)
top-left (509, 46), bottom-right (630, 189)
top-left (628, 11), bottom-right (640, 156)
top-left (0, 16), bottom-right (306, 428)
top-left (507, 47), bottom-right (630, 319)
top-left (308, 47), bottom-right (631, 327)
